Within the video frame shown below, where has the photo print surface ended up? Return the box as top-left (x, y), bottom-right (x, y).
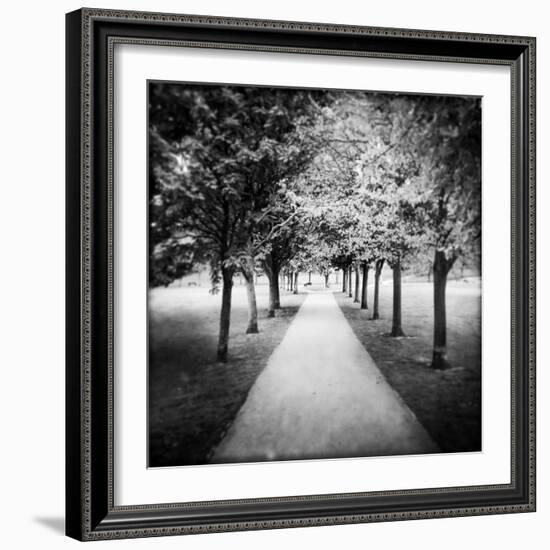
top-left (148, 81), bottom-right (481, 468)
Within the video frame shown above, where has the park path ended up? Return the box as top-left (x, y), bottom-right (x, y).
top-left (210, 291), bottom-right (438, 464)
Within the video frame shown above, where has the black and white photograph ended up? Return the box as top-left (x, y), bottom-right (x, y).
top-left (1, 0), bottom-right (543, 545)
top-left (148, 82), bottom-right (482, 468)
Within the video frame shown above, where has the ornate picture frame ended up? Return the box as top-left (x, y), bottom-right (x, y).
top-left (66, 8), bottom-right (536, 541)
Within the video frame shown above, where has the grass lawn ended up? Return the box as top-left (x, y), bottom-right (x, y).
top-left (149, 282), bottom-right (305, 467)
top-left (336, 275), bottom-right (481, 453)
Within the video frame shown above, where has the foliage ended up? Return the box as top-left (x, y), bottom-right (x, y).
top-left (149, 83), bottom-right (481, 362)
top-left (149, 83), bottom-right (331, 289)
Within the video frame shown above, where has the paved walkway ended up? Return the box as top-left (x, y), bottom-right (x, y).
top-left (210, 291), bottom-right (438, 464)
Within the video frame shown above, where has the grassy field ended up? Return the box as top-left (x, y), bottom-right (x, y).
top-left (336, 275), bottom-right (481, 453)
top-left (148, 282), bottom-right (305, 467)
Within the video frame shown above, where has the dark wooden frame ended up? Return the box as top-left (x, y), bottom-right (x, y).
top-left (66, 7), bottom-right (536, 541)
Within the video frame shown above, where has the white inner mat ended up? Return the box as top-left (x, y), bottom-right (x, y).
top-left (114, 43), bottom-right (511, 506)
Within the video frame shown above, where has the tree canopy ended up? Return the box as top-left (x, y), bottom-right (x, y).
top-left (149, 82), bottom-right (481, 366)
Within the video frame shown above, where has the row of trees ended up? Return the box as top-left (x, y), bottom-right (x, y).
top-left (150, 83), bottom-right (481, 369)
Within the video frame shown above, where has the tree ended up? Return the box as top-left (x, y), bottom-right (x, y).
top-left (309, 91), bottom-right (421, 333)
top-left (383, 184), bottom-right (425, 337)
top-left (295, 96), bottom-right (367, 300)
top-left (360, 261), bottom-right (369, 310)
top-left (356, 93), bottom-right (481, 356)
top-left (149, 85), bottom-right (251, 361)
top-left (371, 259), bottom-right (385, 320)
top-left (351, 94), bottom-right (431, 335)
top-left (353, 264), bottom-right (360, 303)
top-left (149, 83), bottom-right (331, 360)
top-left (307, 242), bottom-right (334, 288)
top-left (148, 129), bottom-right (201, 287)
top-left (261, 199), bottom-right (311, 317)
top-left (231, 88), bottom-right (334, 331)
top-left (359, 152), bottom-right (425, 336)
top-left (263, 237), bottom-right (289, 316)
top-left (411, 97), bottom-right (482, 368)
top-left (233, 94), bottom-right (326, 332)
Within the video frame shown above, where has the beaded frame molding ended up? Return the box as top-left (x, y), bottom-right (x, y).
top-left (66, 7), bottom-right (536, 541)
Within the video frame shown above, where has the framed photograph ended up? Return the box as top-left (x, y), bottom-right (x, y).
top-left (66, 8), bottom-right (536, 541)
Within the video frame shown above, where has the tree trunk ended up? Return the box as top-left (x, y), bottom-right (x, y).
top-left (335, 270), bottom-right (339, 284)
top-left (217, 267), bottom-right (234, 362)
top-left (360, 262), bottom-right (369, 309)
top-left (348, 266), bottom-right (353, 298)
top-left (431, 250), bottom-right (454, 369)
top-left (272, 269), bottom-right (280, 309)
top-left (372, 259), bottom-right (384, 320)
top-left (293, 271), bottom-right (299, 294)
top-left (266, 266), bottom-right (280, 318)
top-left (308, 271), bottom-right (312, 284)
top-left (390, 258), bottom-right (405, 337)
top-left (242, 262), bottom-right (259, 334)
top-left (353, 265), bottom-right (360, 303)
top-left (289, 272), bottom-right (293, 292)
top-left (324, 273), bottom-right (330, 288)
top-left (342, 268), bottom-right (347, 293)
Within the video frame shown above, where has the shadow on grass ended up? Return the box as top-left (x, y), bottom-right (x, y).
top-left (148, 286), bottom-right (306, 467)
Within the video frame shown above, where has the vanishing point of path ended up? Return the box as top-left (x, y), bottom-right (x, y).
top-left (210, 291), bottom-right (438, 464)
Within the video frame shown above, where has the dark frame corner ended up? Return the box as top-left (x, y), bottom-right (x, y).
top-left (66, 7), bottom-right (536, 541)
